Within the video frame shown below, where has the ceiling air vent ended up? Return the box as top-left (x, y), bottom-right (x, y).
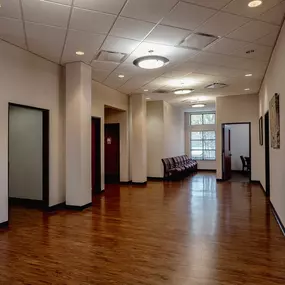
top-left (95, 50), bottom-right (127, 63)
top-left (180, 32), bottom-right (219, 50)
top-left (152, 89), bottom-right (169, 94)
top-left (205, 83), bottom-right (228, 89)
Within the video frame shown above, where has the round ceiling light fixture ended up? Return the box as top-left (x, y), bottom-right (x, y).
top-left (248, 0), bottom-right (262, 8)
top-left (133, 50), bottom-right (169, 70)
top-left (174, 89), bottom-right (194, 95)
top-left (191, 103), bottom-right (206, 108)
top-left (76, 51), bottom-right (84, 56)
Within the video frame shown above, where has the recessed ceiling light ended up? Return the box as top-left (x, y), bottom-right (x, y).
top-left (245, 88), bottom-right (250, 91)
top-left (146, 97), bottom-right (151, 100)
top-left (133, 55), bottom-right (169, 70)
top-left (118, 74), bottom-right (125, 78)
top-left (76, 51), bottom-right (84, 56)
top-left (248, 0), bottom-right (262, 8)
top-left (192, 104), bottom-right (205, 108)
top-left (245, 74), bottom-right (253, 77)
top-left (174, 89), bottom-right (194, 95)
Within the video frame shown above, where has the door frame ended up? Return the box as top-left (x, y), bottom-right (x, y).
top-left (91, 117), bottom-right (101, 194)
top-left (221, 122), bottom-right (252, 181)
top-left (8, 103), bottom-right (49, 215)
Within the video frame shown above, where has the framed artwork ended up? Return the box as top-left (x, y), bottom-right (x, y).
top-left (269, 93), bottom-right (280, 149)
top-left (259, 116), bottom-right (263, 146)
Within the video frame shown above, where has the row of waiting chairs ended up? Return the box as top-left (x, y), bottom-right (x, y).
top-left (161, 155), bottom-right (198, 180)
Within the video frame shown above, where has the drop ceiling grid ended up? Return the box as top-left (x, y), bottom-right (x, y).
top-left (0, 0), bottom-right (284, 102)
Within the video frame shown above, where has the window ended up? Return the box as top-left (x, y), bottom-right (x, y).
top-left (190, 113), bottom-right (215, 125)
top-left (190, 131), bottom-right (216, 160)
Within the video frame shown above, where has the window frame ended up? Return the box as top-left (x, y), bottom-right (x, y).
top-left (190, 130), bottom-right (216, 161)
top-left (190, 113), bottom-right (216, 126)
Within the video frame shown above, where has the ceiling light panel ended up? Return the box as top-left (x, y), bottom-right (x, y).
top-left (73, 0), bottom-right (126, 14)
top-left (162, 2), bottom-right (217, 30)
top-left (0, 0), bottom-right (22, 19)
top-left (62, 30), bottom-right (106, 64)
top-left (121, 0), bottom-right (178, 23)
top-left (25, 22), bottom-right (66, 63)
top-left (182, 0), bottom-right (232, 10)
top-left (227, 20), bottom-right (279, 42)
top-left (195, 12), bottom-right (249, 38)
top-left (258, 1), bottom-right (285, 26)
top-left (0, 17), bottom-right (26, 49)
top-left (180, 33), bottom-right (218, 50)
top-left (222, 0), bottom-right (281, 18)
top-left (22, 0), bottom-right (71, 28)
top-left (69, 8), bottom-right (116, 34)
top-left (146, 25), bottom-right (192, 46)
top-left (110, 17), bottom-right (155, 41)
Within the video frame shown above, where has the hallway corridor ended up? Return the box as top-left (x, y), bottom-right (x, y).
top-left (1, 173), bottom-right (285, 284)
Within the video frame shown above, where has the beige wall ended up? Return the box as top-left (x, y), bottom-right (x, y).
top-left (92, 81), bottom-right (130, 189)
top-left (216, 94), bottom-right (259, 180)
top-left (258, 22), bottom-right (285, 226)
top-left (0, 40), bottom-right (65, 223)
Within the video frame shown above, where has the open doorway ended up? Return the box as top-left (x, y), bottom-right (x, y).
top-left (8, 104), bottom-right (49, 215)
top-left (264, 112), bottom-right (270, 197)
top-left (91, 117), bottom-right (101, 194)
top-left (222, 123), bottom-right (251, 182)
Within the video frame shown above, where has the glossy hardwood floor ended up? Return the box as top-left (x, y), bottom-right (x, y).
top-left (1, 173), bottom-right (285, 284)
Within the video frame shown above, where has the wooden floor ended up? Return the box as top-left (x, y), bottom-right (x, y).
top-left (1, 173), bottom-right (285, 284)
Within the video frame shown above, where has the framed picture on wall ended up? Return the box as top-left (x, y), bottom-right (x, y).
top-left (269, 93), bottom-right (280, 149)
top-left (259, 116), bottom-right (263, 145)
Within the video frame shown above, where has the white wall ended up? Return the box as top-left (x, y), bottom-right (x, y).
top-left (9, 106), bottom-right (43, 200)
top-left (147, 101), bottom-right (164, 178)
top-left (105, 108), bottom-right (129, 182)
top-left (0, 40), bottom-right (64, 223)
top-left (231, 124), bottom-right (250, 171)
top-left (216, 94), bottom-right (259, 180)
top-left (91, 81), bottom-right (130, 189)
top-left (257, 21), bottom-right (285, 226)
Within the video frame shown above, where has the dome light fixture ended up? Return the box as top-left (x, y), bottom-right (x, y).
top-left (133, 50), bottom-right (169, 70)
top-left (248, 0), bottom-right (262, 8)
top-left (192, 103), bottom-right (206, 108)
top-left (174, 89), bottom-right (194, 95)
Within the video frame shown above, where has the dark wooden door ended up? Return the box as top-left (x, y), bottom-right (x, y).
top-left (91, 118), bottom-right (101, 193)
top-left (265, 112), bottom-right (270, 197)
top-left (105, 124), bottom-right (120, 184)
top-left (222, 125), bottom-right (232, 180)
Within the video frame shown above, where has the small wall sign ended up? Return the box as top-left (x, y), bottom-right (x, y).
top-left (107, 137), bottom-right (112, 145)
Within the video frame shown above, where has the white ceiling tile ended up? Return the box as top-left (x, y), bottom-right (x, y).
top-left (255, 30), bottom-right (279, 46)
top-left (91, 61), bottom-right (119, 72)
top-left (182, 0), bottom-right (231, 10)
top-left (227, 20), bottom-right (280, 42)
top-left (121, 0), bottom-right (178, 23)
top-left (162, 70), bottom-right (192, 78)
top-left (48, 0), bottom-right (72, 5)
top-left (162, 2), bottom-right (216, 30)
top-left (222, 0), bottom-right (282, 18)
top-left (146, 25), bottom-right (191, 46)
top-left (0, 17), bottom-right (26, 48)
top-left (25, 22), bottom-right (66, 63)
top-left (22, 0), bottom-right (71, 28)
top-left (205, 38), bottom-right (249, 55)
top-left (110, 17), bottom-right (155, 41)
top-left (62, 30), bottom-right (106, 64)
top-left (258, 1), bottom-right (285, 25)
top-left (104, 72), bottom-right (132, 89)
top-left (102, 36), bottom-right (140, 54)
top-left (0, 0), bottom-right (22, 19)
top-left (92, 69), bottom-right (111, 82)
top-left (196, 12), bottom-right (249, 37)
top-left (230, 43), bottom-right (273, 61)
top-left (70, 8), bottom-right (116, 34)
top-left (74, 0), bottom-right (126, 14)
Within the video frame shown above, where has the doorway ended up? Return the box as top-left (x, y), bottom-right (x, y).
top-left (264, 112), bottom-right (270, 197)
top-left (105, 124), bottom-right (120, 184)
top-left (91, 117), bottom-right (101, 194)
top-left (222, 123), bottom-right (251, 182)
top-left (8, 104), bottom-right (49, 212)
